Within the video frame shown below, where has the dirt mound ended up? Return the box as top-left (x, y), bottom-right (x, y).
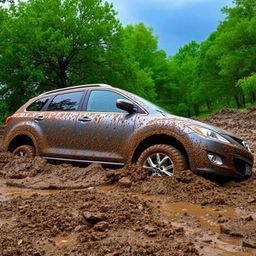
top-left (1, 152), bottom-right (256, 208)
top-left (0, 189), bottom-right (198, 256)
top-left (115, 169), bottom-right (221, 202)
top-left (205, 107), bottom-right (256, 151)
top-left (0, 153), bottom-right (108, 189)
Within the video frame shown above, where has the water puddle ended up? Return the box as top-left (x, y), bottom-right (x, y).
top-left (135, 194), bottom-right (256, 256)
top-left (0, 180), bottom-right (87, 201)
top-left (160, 201), bottom-right (235, 233)
top-left (1, 183), bottom-right (256, 255)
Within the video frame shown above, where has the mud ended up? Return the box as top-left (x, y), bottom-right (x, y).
top-left (204, 107), bottom-right (256, 152)
top-left (1, 108), bottom-right (256, 255)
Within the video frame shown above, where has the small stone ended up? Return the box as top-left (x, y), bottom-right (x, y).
top-left (242, 239), bottom-right (256, 249)
top-left (83, 211), bottom-right (106, 225)
top-left (105, 252), bottom-right (120, 256)
top-left (93, 221), bottom-right (109, 232)
top-left (247, 196), bottom-right (256, 204)
top-left (217, 217), bottom-right (228, 224)
top-left (201, 238), bottom-right (212, 243)
top-left (245, 215), bottom-right (254, 222)
top-left (118, 177), bottom-right (132, 188)
top-left (220, 225), bottom-right (244, 237)
top-left (74, 225), bottom-right (85, 232)
top-left (51, 225), bottom-right (59, 236)
top-left (229, 230), bottom-right (244, 237)
top-left (144, 225), bottom-right (158, 237)
top-left (220, 225), bottom-right (231, 235)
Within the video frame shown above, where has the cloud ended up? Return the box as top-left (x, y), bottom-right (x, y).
top-left (108, 0), bottom-right (233, 54)
top-left (135, 0), bottom-right (206, 7)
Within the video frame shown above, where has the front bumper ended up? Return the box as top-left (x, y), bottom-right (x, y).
top-left (185, 132), bottom-right (254, 179)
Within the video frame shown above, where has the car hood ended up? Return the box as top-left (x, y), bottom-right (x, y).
top-left (161, 112), bottom-right (239, 139)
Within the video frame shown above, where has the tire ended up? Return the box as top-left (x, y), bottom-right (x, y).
top-left (12, 145), bottom-right (35, 158)
top-left (137, 144), bottom-right (187, 176)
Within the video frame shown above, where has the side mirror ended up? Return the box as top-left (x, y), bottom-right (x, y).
top-left (116, 99), bottom-right (136, 113)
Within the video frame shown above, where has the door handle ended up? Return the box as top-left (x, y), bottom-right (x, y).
top-left (34, 115), bottom-right (44, 121)
top-left (78, 116), bottom-right (92, 122)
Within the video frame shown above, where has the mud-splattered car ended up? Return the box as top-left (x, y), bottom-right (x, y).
top-left (2, 84), bottom-right (254, 179)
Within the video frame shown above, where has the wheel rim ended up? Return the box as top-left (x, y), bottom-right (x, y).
top-left (143, 153), bottom-right (174, 176)
top-left (15, 150), bottom-right (28, 157)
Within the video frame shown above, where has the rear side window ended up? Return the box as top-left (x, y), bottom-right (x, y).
top-left (87, 90), bottom-right (125, 112)
top-left (47, 91), bottom-right (84, 111)
top-left (26, 97), bottom-right (50, 111)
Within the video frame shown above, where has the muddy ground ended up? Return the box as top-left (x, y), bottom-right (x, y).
top-left (1, 109), bottom-right (256, 256)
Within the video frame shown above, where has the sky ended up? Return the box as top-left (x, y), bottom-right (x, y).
top-left (107, 0), bottom-right (233, 55)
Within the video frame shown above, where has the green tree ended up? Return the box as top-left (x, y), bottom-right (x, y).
top-left (0, 0), bottom-right (120, 112)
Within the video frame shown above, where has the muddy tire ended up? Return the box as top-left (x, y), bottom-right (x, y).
top-left (13, 145), bottom-right (35, 158)
top-left (137, 144), bottom-right (187, 176)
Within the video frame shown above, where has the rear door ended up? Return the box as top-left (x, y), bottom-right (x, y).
top-left (75, 89), bottom-right (137, 163)
top-left (37, 91), bottom-right (86, 157)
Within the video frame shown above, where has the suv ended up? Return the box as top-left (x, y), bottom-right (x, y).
top-left (2, 84), bottom-right (254, 179)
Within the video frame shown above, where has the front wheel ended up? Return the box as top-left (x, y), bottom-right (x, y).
top-left (12, 145), bottom-right (35, 158)
top-left (137, 144), bottom-right (187, 176)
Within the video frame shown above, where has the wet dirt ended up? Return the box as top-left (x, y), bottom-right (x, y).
top-left (1, 108), bottom-right (256, 255)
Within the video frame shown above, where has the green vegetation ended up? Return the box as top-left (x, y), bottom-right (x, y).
top-left (0, 0), bottom-right (256, 122)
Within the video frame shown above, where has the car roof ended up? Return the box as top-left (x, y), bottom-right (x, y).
top-left (39, 84), bottom-right (112, 96)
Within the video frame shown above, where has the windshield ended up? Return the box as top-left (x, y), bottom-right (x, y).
top-left (132, 94), bottom-right (168, 113)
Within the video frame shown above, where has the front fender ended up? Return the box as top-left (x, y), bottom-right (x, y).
top-left (126, 123), bottom-right (192, 163)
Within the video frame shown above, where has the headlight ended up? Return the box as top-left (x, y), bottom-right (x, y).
top-left (189, 126), bottom-right (230, 144)
top-left (242, 141), bottom-right (252, 153)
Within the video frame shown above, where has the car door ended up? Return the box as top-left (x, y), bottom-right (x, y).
top-left (75, 89), bottom-right (137, 163)
top-left (37, 90), bottom-right (85, 157)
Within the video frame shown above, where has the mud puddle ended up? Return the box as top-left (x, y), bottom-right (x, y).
top-left (1, 181), bottom-right (255, 255)
top-left (0, 180), bottom-right (88, 202)
top-left (135, 194), bottom-right (256, 256)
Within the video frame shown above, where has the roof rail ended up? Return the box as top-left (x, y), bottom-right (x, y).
top-left (40, 84), bottom-right (112, 96)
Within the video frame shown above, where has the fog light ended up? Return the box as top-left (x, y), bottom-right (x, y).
top-left (207, 153), bottom-right (223, 165)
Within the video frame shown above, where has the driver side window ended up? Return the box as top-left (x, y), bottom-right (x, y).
top-left (86, 90), bottom-right (126, 113)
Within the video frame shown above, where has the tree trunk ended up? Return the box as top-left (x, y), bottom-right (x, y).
top-left (234, 95), bottom-right (241, 108)
top-left (251, 91), bottom-right (256, 103)
top-left (206, 99), bottom-right (211, 111)
top-left (241, 93), bottom-right (246, 108)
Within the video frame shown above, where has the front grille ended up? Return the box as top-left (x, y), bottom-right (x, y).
top-left (233, 158), bottom-right (252, 177)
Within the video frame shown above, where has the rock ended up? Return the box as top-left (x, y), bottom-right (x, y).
top-left (144, 225), bottom-right (158, 237)
top-left (220, 225), bottom-right (230, 235)
top-left (74, 225), bottom-right (85, 232)
top-left (220, 225), bottom-right (244, 237)
top-left (106, 170), bottom-right (122, 182)
top-left (217, 217), bottom-right (228, 224)
top-left (201, 238), bottom-right (212, 243)
top-left (220, 224), bottom-right (244, 237)
top-left (118, 177), bottom-right (132, 188)
top-left (229, 230), bottom-right (244, 237)
top-left (93, 221), bottom-right (109, 232)
top-left (247, 196), bottom-right (256, 204)
top-left (244, 215), bottom-right (254, 222)
top-left (242, 239), bottom-right (256, 249)
top-left (105, 252), bottom-right (120, 256)
top-left (83, 211), bottom-right (106, 225)
top-left (51, 225), bottom-right (59, 236)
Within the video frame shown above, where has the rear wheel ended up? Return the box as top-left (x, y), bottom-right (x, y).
top-left (137, 144), bottom-right (187, 176)
top-left (12, 145), bottom-right (35, 158)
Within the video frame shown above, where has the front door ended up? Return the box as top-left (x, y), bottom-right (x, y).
top-left (75, 90), bottom-right (137, 163)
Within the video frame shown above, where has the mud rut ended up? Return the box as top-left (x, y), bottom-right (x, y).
top-left (1, 109), bottom-right (256, 256)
